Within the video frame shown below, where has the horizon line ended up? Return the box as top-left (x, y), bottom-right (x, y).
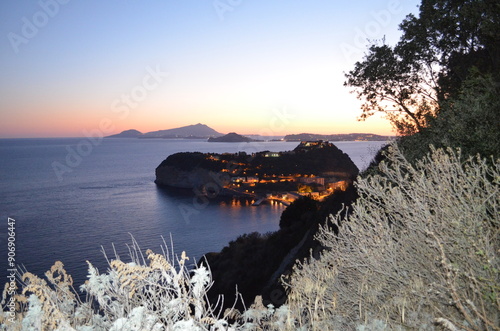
top-left (0, 132), bottom-right (397, 139)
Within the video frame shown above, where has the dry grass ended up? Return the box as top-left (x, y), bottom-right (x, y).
top-left (285, 145), bottom-right (499, 330)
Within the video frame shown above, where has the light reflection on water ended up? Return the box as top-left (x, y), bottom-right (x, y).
top-left (0, 139), bottom-right (385, 288)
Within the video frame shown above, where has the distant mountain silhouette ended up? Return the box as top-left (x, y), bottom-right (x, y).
top-left (141, 123), bottom-right (222, 139)
top-left (207, 132), bottom-right (261, 142)
top-left (105, 129), bottom-right (143, 138)
top-left (284, 133), bottom-right (394, 142)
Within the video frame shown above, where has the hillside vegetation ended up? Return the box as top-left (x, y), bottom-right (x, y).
top-left (2, 0), bottom-right (499, 329)
top-left (1, 144), bottom-right (498, 330)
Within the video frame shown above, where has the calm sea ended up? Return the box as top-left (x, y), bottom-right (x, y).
top-left (0, 138), bottom-right (386, 288)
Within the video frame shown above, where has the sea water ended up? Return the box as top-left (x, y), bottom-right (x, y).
top-left (0, 138), bottom-right (387, 288)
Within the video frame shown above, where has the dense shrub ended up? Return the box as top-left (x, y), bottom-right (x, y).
top-left (397, 73), bottom-right (500, 162)
top-left (285, 145), bottom-right (499, 330)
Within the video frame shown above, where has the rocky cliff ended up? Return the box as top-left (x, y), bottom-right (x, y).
top-left (154, 152), bottom-right (229, 189)
top-left (155, 165), bottom-right (228, 189)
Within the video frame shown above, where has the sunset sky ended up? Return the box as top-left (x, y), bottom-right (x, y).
top-left (0, 0), bottom-right (420, 138)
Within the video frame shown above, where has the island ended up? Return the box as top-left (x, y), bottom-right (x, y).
top-left (105, 123), bottom-right (222, 139)
top-left (285, 133), bottom-right (394, 141)
top-left (207, 132), bottom-right (262, 143)
top-left (155, 141), bottom-right (359, 203)
top-left (106, 125), bottom-right (394, 142)
top-left (105, 129), bottom-right (143, 138)
top-left (141, 123), bottom-right (221, 139)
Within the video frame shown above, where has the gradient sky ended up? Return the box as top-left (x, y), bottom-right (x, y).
top-left (0, 0), bottom-right (420, 138)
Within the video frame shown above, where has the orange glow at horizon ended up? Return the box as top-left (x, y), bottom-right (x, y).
top-left (0, 1), bottom-right (420, 139)
top-left (1, 106), bottom-right (396, 138)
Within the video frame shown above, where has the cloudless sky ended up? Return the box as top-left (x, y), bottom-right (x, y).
top-left (0, 0), bottom-right (420, 138)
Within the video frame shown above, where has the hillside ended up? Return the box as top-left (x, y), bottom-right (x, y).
top-left (141, 123), bottom-right (222, 139)
top-left (202, 187), bottom-right (359, 311)
top-left (207, 132), bottom-right (261, 142)
top-left (105, 129), bottom-right (143, 138)
top-left (155, 141), bottom-right (359, 192)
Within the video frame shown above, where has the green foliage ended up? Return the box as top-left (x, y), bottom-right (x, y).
top-left (398, 72), bottom-right (500, 161)
top-left (399, 0), bottom-right (500, 98)
top-left (345, 0), bottom-right (500, 135)
top-left (344, 42), bottom-right (436, 134)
